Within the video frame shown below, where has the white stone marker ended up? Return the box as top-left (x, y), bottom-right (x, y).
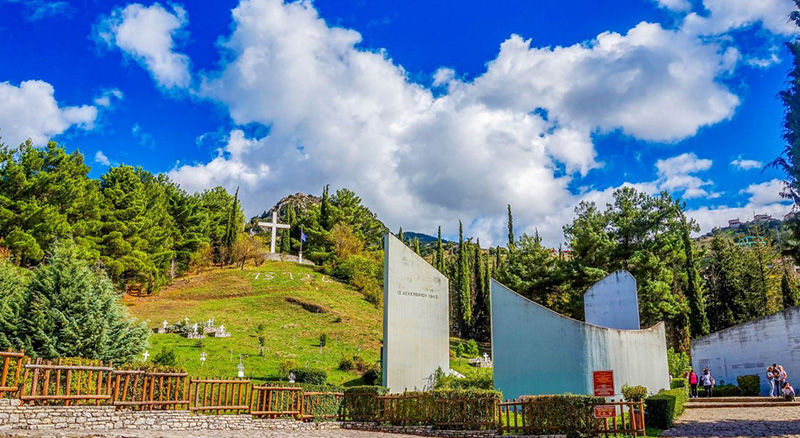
top-left (382, 233), bottom-right (449, 393)
top-left (257, 211), bottom-right (290, 254)
top-left (142, 350), bottom-right (150, 362)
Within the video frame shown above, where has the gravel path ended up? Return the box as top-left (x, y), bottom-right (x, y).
top-left (662, 405), bottom-right (800, 437)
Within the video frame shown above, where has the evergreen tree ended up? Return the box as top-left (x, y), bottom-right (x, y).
top-left (413, 237), bottom-right (420, 254)
top-left (223, 187), bottom-right (240, 264)
top-left (0, 261), bottom-right (27, 350)
top-left (456, 221), bottom-right (471, 334)
top-left (19, 243), bottom-right (148, 361)
top-left (280, 228), bottom-right (290, 253)
top-left (471, 239), bottom-right (490, 341)
top-left (679, 206), bottom-right (709, 337)
top-left (435, 226), bottom-right (444, 272)
top-left (320, 184), bottom-right (331, 231)
top-left (507, 204), bottom-right (515, 251)
top-left (398, 227), bottom-right (404, 244)
top-left (782, 268), bottom-right (799, 309)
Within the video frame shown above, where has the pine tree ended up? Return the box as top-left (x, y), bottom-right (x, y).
top-left (0, 261), bottom-right (25, 350)
top-left (507, 204), bottom-right (515, 251)
top-left (19, 243), bottom-right (148, 362)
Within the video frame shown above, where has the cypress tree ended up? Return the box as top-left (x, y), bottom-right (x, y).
top-left (223, 187), bottom-right (240, 264)
top-left (680, 208), bottom-right (709, 337)
top-left (456, 221), bottom-right (472, 334)
top-left (398, 227), bottom-right (404, 244)
top-left (507, 204), bottom-right (515, 251)
top-left (320, 185), bottom-right (331, 231)
top-left (472, 241), bottom-right (491, 342)
top-left (414, 237), bottom-right (420, 254)
top-left (280, 228), bottom-right (290, 253)
top-left (495, 245), bottom-right (502, 271)
top-left (436, 226), bottom-right (444, 272)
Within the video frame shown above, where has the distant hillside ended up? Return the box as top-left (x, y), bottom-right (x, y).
top-left (125, 261), bottom-right (381, 385)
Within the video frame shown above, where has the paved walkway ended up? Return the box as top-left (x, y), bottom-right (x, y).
top-left (0, 430), bottom-right (424, 438)
top-left (662, 405), bottom-right (800, 437)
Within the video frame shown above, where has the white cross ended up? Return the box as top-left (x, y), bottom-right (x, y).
top-left (142, 350), bottom-right (150, 362)
top-left (192, 323), bottom-right (198, 334)
top-left (200, 352), bottom-right (207, 365)
top-left (219, 324), bottom-right (225, 333)
top-left (162, 320), bottom-right (168, 329)
top-left (257, 212), bottom-right (290, 254)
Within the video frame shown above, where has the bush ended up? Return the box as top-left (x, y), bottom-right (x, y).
top-left (289, 367), bottom-right (328, 385)
top-left (434, 368), bottom-right (493, 390)
top-left (671, 377), bottom-right (688, 390)
top-left (622, 384), bottom-right (648, 402)
top-left (319, 333), bottom-right (328, 347)
top-left (342, 386), bottom-right (389, 421)
top-left (152, 348), bottom-right (177, 367)
top-left (645, 388), bottom-right (688, 429)
top-left (699, 384), bottom-right (741, 397)
top-left (278, 358), bottom-right (298, 378)
top-left (455, 343), bottom-right (465, 358)
top-left (518, 394), bottom-right (604, 437)
top-left (738, 375), bottom-right (760, 396)
top-left (338, 356), bottom-right (354, 371)
top-left (361, 365), bottom-right (381, 385)
top-left (463, 339), bottom-right (479, 357)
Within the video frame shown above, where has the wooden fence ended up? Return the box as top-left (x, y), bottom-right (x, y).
top-left (112, 370), bottom-right (190, 410)
top-left (19, 358), bottom-right (114, 406)
top-left (0, 349), bottom-right (24, 398)
top-left (251, 386), bottom-right (303, 418)
top-left (190, 378), bottom-right (251, 414)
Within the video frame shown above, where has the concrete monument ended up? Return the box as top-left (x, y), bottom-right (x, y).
top-left (491, 279), bottom-right (669, 400)
top-left (584, 271), bottom-right (640, 330)
top-left (691, 306), bottom-right (800, 395)
top-left (382, 233), bottom-right (449, 393)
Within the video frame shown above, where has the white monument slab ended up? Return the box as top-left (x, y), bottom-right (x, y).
top-left (584, 270), bottom-right (640, 330)
top-left (382, 233), bottom-right (449, 393)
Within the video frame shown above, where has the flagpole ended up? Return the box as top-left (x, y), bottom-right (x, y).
top-left (299, 226), bottom-right (304, 264)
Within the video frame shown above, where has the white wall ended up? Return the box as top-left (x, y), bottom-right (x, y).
top-left (382, 233), bottom-right (449, 393)
top-left (691, 306), bottom-right (800, 394)
top-left (492, 280), bottom-right (670, 400)
top-left (584, 271), bottom-right (640, 330)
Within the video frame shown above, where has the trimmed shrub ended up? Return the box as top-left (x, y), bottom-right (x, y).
top-left (290, 367), bottom-right (327, 385)
top-left (699, 384), bottom-right (741, 397)
top-left (152, 347), bottom-right (177, 367)
top-left (671, 377), bottom-right (688, 390)
top-left (738, 375), bottom-right (760, 396)
top-left (361, 365), bottom-right (381, 385)
top-left (319, 333), bottom-right (328, 347)
top-left (464, 339), bottom-right (480, 357)
top-left (518, 394), bottom-right (604, 437)
top-left (622, 384), bottom-right (648, 402)
top-left (338, 356), bottom-right (354, 371)
top-left (645, 388), bottom-right (688, 429)
top-left (278, 358), bottom-right (298, 378)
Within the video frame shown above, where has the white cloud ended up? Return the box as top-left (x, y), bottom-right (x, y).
top-left (684, 0), bottom-right (798, 36)
top-left (740, 179), bottom-right (788, 205)
top-left (653, 0), bottom-right (691, 13)
top-left (654, 153), bottom-right (716, 199)
top-left (2, 0), bottom-right (73, 21)
top-left (131, 123), bottom-right (155, 149)
top-left (96, 3), bottom-right (191, 89)
top-left (94, 150), bottom-right (111, 166)
top-left (93, 88), bottom-right (124, 108)
top-left (0, 80), bottom-right (97, 147)
top-left (120, 0), bottom-right (766, 245)
top-left (731, 157), bottom-right (763, 170)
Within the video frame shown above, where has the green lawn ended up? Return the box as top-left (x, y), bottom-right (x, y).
top-left (124, 262), bottom-right (381, 386)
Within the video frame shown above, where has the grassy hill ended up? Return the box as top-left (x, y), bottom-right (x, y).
top-left (124, 261), bottom-right (382, 386)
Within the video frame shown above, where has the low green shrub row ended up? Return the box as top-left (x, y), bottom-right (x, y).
top-left (737, 375), bottom-right (760, 396)
top-left (671, 377), bottom-right (687, 389)
top-left (645, 388), bottom-right (688, 429)
top-left (289, 367), bottom-right (328, 385)
top-left (699, 384), bottom-right (741, 397)
top-left (517, 394), bottom-right (605, 437)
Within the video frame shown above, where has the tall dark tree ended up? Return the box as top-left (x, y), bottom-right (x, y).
top-left (455, 221), bottom-right (471, 334)
top-left (782, 268), bottom-right (799, 309)
top-left (471, 239), bottom-right (490, 341)
top-left (320, 184), bottom-right (331, 231)
top-left (678, 205), bottom-right (709, 337)
top-left (507, 204), bottom-right (515, 251)
top-left (222, 187), bottom-right (240, 264)
top-left (435, 226), bottom-right (444, 272)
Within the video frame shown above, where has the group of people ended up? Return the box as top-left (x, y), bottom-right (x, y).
top-left (686, 369), bottom-right (716, 398)
top-left (767, 364), bottom-right (795, 400)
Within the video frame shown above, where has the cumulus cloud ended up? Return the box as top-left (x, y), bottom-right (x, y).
top-left (731, 157), bottom-right (763, 170)
top-left (93, 88), bottom-right (124, 108)
top-left (96, 3), bottom-right (191, 89)
top-left (653, 0), bottom-right (692, 13)
top-left (0, 80), bottom-right (97, 147)
top-left (94, 150), bottom-right (111, 166)
top-left (2, 0), bottom-right (73, 21)
top-left (684, 0), bottom-right (798, 36)
top-left (113, 0), bottom-right (788, 244)
top-left (740, 179), bottom-right (788, 205)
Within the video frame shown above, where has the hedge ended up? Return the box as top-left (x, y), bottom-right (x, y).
top-left (671, 377), bottom-right (688, 390)
top-left (342, 386), bottom-right (389, 421)
top-left (737, 375), bottom-right (760, 396)
top-left (518, 394), bottom-right (605, 437)
top-left (699, 384), bottom-right (741, 397)
top-left (645, 388), bottom-right (688, 429)
top-left (289, 367), bottom-right (327, 385)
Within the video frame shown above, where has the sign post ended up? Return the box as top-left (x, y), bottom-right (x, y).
top-left (593, 370), bottom-right (615, 420)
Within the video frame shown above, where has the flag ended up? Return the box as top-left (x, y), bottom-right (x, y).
top-left (301, 231), bottom-right (307, 242)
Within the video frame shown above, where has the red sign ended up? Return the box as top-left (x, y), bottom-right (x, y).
top-left (594, 405), bottom-right (616, 419)
top-left (593, 370), bottom-right (615, 397)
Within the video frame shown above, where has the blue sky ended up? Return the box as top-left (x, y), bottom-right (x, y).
top-left (0, 0), bottom-right (796, 245)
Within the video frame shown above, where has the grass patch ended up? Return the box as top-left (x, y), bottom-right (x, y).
top-left (124, 262), bottom-right (381, 385)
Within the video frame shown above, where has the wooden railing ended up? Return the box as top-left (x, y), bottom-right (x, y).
top-left (302, 391), bottom-right (343, 420)
top-left (498, 398), bottom-right (645, 436)
top-left (190, 378), bottom-right (251, 415)
top-left (112, 370), bottom-right (190, 410)
top-left (19, 358), bottom-right (114, 406)
top-left (378, 393), bottom-right (497, 429)
top-left (0, 349), bottom-right (24, 398)
top-left (251, 385), bottom-right (303, 418)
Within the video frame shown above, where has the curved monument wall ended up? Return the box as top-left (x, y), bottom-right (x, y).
top-left (691, 306), bottom-right (800, 395)
top-left (584, 270), bottom-right (640, 330)
top-left (491, 280), bottom-right (669, 400)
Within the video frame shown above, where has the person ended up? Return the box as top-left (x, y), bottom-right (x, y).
top-left (773, 364), bottom-right (780, 397)
top-left (689, 369), bottom-right (699, 398)
top-left (779, 366), bottom-right (788, 393)
top-left (767, 366), bottom-right (776, 397)
top-left (783, 381), bottom-right (796, 401)
top-left (701, 369), bottom-right (715, 397)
